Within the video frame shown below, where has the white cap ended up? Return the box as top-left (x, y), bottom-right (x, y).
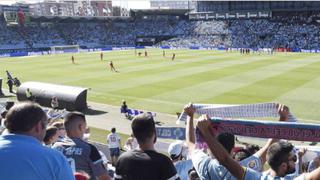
top-left (168, 141), bottom-right (183, 157)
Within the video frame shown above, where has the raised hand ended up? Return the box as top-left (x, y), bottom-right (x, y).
top-left (196, 115), bottom-right (212, 137)
top-left (277, 104), bottom-right (289, 121)
top-left (184, 103), bottom-right (196, 118)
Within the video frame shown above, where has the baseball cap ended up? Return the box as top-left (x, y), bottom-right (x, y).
top-left (168, 140), bottom-right (183, 157)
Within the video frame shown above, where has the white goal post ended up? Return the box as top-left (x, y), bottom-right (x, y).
top-left (51, 45), bottom-right (80, 53)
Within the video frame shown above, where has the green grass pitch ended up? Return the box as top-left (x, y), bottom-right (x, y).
top-left (1, 49), bottom-right (320, 122)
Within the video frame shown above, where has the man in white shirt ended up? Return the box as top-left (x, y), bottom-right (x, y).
top-left (168, 140), bottom-right (193, 180)
top-left (107, 127), bottom-right (121, 166)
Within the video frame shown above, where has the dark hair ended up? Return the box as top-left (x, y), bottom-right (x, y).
top-left (5, 102), bottom-right (47, 133)
top-left (111, 127), bottom-right (116, 133)
top-left (267, 141), bottom-right (294, 171)
top-left (170, 154), bottom-right (181, 161)
top-left (64, 112), bottom-right (85, 132)
top-left (5, 101), bottom-right (14, 110)
top-left (1, 111), bottom-right (7, 119)
top-left (51, 121), bottom-right (64, 129)
top-left (216, 132), bottom-right (235, 154)
top-left (302, 162), bottom-right (310, 173)
top-left (246, 144), bottom-right (260, 154)
top-left (43, 126), bottom-right (58, 145)
top-left (131, 113), bottom-right (155, 144)
top-left (188, 168), bottom-right (200, 180)
top-left (234, 149), bottom-right (251, 161)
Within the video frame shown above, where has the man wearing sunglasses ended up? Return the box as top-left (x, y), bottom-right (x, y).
top-left (262, 142), bottom-right (299, 178)
top-left (195, 115), bottom-right (320, 179)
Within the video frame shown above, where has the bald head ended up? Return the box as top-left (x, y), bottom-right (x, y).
top-left (5, 102), bottom-right (47, 134)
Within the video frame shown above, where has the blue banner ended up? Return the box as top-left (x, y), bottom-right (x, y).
top-left (161, 46), bottom-right (170, 49)
top-left (10, 52), bottom-right (28, 57)
top-left (189, 46), bottom-right (200, 50)
top-left (101, 47), bottom-right (112, 51)
top-left (292, 48), bottom-right (301, 52)
top-left (156, 127), bottom-right (186, 140)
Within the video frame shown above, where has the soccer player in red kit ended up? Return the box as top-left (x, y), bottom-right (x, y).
top-left (172, 53), bottom-right (175, 61)
top-left (109, 61), bottom-right (118, 72)
top-left (71, 55), bottom-right (75, 64)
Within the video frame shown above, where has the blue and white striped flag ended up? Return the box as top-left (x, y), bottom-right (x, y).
top-left (177, 103), bottom-right (297, 124)
top-left (127, 108), bottom-right (156, 117)
top-left (44, 109), bottom-right (68, 120)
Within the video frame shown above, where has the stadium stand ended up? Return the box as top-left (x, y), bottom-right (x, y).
top-left (0, 8), bottom-right (319, 53)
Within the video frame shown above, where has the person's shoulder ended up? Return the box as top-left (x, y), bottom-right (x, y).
top-left (42, 145), bottom-right (59, 153)
top-left (191, 149), bottom-right (211, 161)
top-left (39, 146), bottom-right (74, 175)
top-left (122, 149), bottom-right (145, 157)
top-left (177, 159), bottom-right (193, 167)
top-left (244, 167), bottom-right (262, 179)
top-left (88, 142), bottom-right (99, 151)
top-left (240, 154), bottom-right (262, 171)
top-left (74, 138), bottom-right (91, 148)
top-left (117, 150), bottom-right (135, 162)
top-left (261, 170), bottom-right (277, 178)
top-left (174, 159), bottom-right (190, 168)
top-left (120, 149), bottom-right (136, 156)
top-left (107, 134), bottom-right (114, 140)
top-left (148, 150), bottom-right (172, 162)
top-left (41, 145), bottom-right (66, 159)
top-left (53, 137), bottom-right (76, 147)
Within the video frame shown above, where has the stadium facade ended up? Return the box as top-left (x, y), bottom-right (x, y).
top-left (150, 0), bottom-right (196, 10)
top-left (26, 0), bottom-right (112, 17)
top-left (192, 1), bottom-right (320, 20)
top-left (196, 1), bottom-right (320, 12)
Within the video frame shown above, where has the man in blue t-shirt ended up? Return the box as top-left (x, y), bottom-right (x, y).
top-left (0, 102), bottom-right (74, 180)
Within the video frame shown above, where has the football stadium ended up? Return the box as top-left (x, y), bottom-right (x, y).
top-left (1, 1), bottom-right (320, 180)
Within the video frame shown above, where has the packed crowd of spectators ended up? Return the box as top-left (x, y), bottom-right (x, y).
top-left (2, 100), bottom-right (320, 180)
top-left (0, 18), bottom-right (27, 50)
top-left (26, 24), bottom-right (65, 48)
top-left (0, 14), bottom-right (320, 52)
top-left (0, 15), bottom-right (184, 51)
top-left (160, 17), bottom-right (320, 50)
top-left (227, 19), bottom-right (320, 49)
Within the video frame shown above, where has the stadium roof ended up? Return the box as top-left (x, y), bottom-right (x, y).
top-left (130, 9), bottom-right (190, 16)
